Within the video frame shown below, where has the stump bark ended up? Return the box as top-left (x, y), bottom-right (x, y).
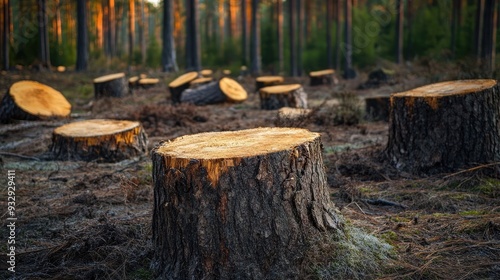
top-left (138, 78), bottom-right (160, 89)
top-left (309, 69), bottom-right (335, 86)
top-left (168, 71), bottom-right (198, 104)
top-left (50, 119), bottom-right (148, 162)
top-left (255, 76), bottom-right (284, 91)
top-left (181, 78), bottom-right (248, 105)
top-left (275, 107), bottom-right (313, 127)
top-left (365, 95), bottom-right (390, 121)
top-left (386, 79), bottom-right (500, 173)
top-left (0, 80), bottom-right (71, 123)
top-left (259, 84), bottom-right (307, 110)
top-left (151, 127), bottom-right (343, 280)
top-left (93, 73), bottom-right (129, 99)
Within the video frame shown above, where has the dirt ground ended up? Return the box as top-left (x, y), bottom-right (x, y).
top-left (0, 68), bottom-right (499, 279)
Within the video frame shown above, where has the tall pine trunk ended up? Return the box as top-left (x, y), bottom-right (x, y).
top-left (450, 0), bottom-right (460, 59)
top-left (395, 0), bottom-right (403, 64)
top-left (76, 0), bottom-right (88, 71)
top-left (335, 0), bottom-right (341, 71)
top-left (474, 0), bottom-right (485, 59)
top-left (250, 0), bottom-right (260, 75)
top-left (185, 0), bottom-right (201, 71)
top-left (481, 0), bottom-right (497, 73)
top-left (276, 0), bottom-right (283, 73)
top-left (344, 0), bottom-right (353, 79)
top-left (289, 0), bottom-right (297, 76)
top-left (241, 0), bottom-right (248, 65)
top-left (128, 0), bottom-right (134, 65)
top-left (1, 0), bottom-right (9, 70)
top-left (326, 0), bottom-right (333, 69)
top-left (297, 0), bottom-right (304, 76)
top-left (162, 0), bottom-right (178, 72)
top-left (38, 0), bottom-right (51, 69)
top-left (139, 0), bottom-right (146, 64)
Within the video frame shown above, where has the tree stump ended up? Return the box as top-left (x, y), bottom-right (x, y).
top-left (181, 77), bottom-right (248, 105)
top-left (190, 77), bottom-right (214, 88)
top-left (309, 69), bottom-right (335, 86)
top-left (200, 69), bottom-right (213, 78)
top-left (259, 84), bottom-right (307, 110)
top-left (93, 73), bottom-right (129, 99)
top-left (222, 69), bottom-right (231, 76)
top-left (138, 78), bottom-right (160, 89)
top-left (386, 79), bottom-right (500, 173)
top-left (168, 71), bottom-right (198, 104)
top-left (365, 95), bottom-right (390, 121)
top-left (128, 76), bottom-right (140, 89)
top-left (255, 76), bottom-right (284, 91)
top-left (50, 119), bottom-right (148, 162)
top-left (0, 80), bottom-right (71, 123)
top-left (151, 127), bottom-right (343, 280)
top-left (275, 107), bottom-right (313, 127)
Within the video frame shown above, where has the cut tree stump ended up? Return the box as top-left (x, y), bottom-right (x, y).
top-left (181, 77), bottom-right (248, 105)
top-left (151, 127), bottom-right (343, 280)
top-left (275, 107), bottom-right (313, 127)
top-left (259, 84), bottom-right (307, 110)
top-left (128, 76), bottom-right (140, 89)
top-left (0, 80), bottom-right (71, 123)
top-left (255, 76), bottom-right (284, 91)
top-left (200, 69), bottom-right (213, 77)
top-left (309, 69), bottom-right (335, 86)
top-left (365, 95), bottom-right (390, 121)
top-left (222, 69), bottom-right (231, 76)
top-left (168, 71), bottom-right (198, 104)
top-left (138, 78), bottom-right (160, 89)
top-left (94, 73), bottom-right (129, 99)
top-left (190, 77), bottom-right (214, 88)
top-left (386, 79), bottom-right (500, 173)
top-left (50, 119), bottom-right (148, 162)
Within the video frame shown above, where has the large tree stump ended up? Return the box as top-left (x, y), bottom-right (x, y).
top-left (386, 79), bottom-right (500, 173)
top-left (181, 77), bottom-right (248, 105)
top-left (365, 95), bottom-right (390, 121)
top-left (168, 71), bottom-right (198, 104)
top-left (255, 76), bottom-right (284, 91)
top-left (309, 69), bottom-right (335, 86)
top-left (50, 119), bottom-right (148, 162)
top-left (93, 73), bottom-right (129, 99)
top-left (151, 127), bottom-right (343, 280)
top-left (0, 80), bottom-right (71, 123)
top-left (259, 84), bottom-right (307, 110)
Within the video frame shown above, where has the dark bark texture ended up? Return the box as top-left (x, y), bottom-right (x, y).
top-left (181, 81), bottom-right (227, 105)
top-left (255, 79), bottom-right (283, 91)
top-left (161, 0), bottom-right (178, 72)
top-left (94, 76), bottom-right (129, 99)
top-left (151, 135), bottom-right (343, 279)
top-left (169, 83), bottom-right (191, 104)
top-left (76, 0), bottom-right (88, 71)
top-left (50, 124), bottom-right (148, 162)
top-left (309, 74), bottom-right (333, 86)
top-left (259, 87), bottom-right (307, 110)
top-left (386, 82), bottom-right (500, 173)
top-left (0, 92), bottom-right (39, 123)
top-left (365, 96), bottom-right (390, 122)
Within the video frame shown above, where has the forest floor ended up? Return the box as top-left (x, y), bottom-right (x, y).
top-left (0, 66), bottom-right (499, 279)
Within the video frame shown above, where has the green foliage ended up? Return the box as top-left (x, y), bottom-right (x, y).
top-left (146, 36), bottom-right (162, 68)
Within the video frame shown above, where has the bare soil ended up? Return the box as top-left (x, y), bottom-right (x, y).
top-left (0, 69), bottom-right (499, 279)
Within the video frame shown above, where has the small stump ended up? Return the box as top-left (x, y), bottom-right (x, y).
top-left (138, 78), bottom-right (160, 89)
top-left (128, 76), bottom-right (140, 89)
top-left (386, 79), bottom-right (500, 172)
top-left (168, 71), bottom-right (198, 104)
top-left (93, 73), bottom-right (129, 99)
top-left (0, 80), bottom-right (71, 123)
top-left (222, 69), bottom-right (231, 76)
top-left (200, 69), bottom-right (213, 78)
top-left (189, 77), bottom-right (214, 88)
top-left (151, 127), bottom-right (342, 279)
top-left (50, 119), bottom-right (148, 162)
top-left (255, 76), bottom-right (284, 91)
top-left (275, 107), bottom-right (313, 127)
top-left (181, 77), bottom-right (247, 105)
top-left (309, 69), bottom-right (335, 86)
top-left (365, 95), bottom-right (390, 121)
top-left (259, 84), bottom-right (307, 110)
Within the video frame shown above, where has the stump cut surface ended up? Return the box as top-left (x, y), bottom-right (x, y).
top-left (219, 77), bottom-right (248, 102)
top-left (93, 73), bottom-right (125, 83)
top-left (256, 76), bottom-right (284, 83)
top-left (169, 71), bottom-right (198, 88)
top-left (309, 69), bottom-right (335, 77)
top-left (260, 84), bottom-right (301, 94)
top-left (10, 81), bottom-right (71, 118)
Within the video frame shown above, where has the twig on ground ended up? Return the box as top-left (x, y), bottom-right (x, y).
top-left (0, 152), bottom-right (40, 161)
top-left (443, 162), bottom-right (500, 179)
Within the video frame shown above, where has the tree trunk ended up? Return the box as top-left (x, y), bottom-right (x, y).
top-left (76, 0), bottom-right (89, 71)
top-left (168, 71), bottom-right (199, 103)
top-left (139, 0), bottom-right (145, 63)
top-left (276, 0), bottom-right (283, 73)
top-left (162, 0), bottom-right (178, 72)
top-left (297, 0), bottom-right (304, 76)
top-left (241, 0), bottom-right (248, 65)
top-left (38, 0), bottom-right (51, 69)
top-left (250, 0), bottom-right (260, 75)
top-left (289, 0), bottom-right (297, 76)
top-left (255, 75), bottom-right (284, 91)
top-left (395, 0), bottom-right (403, 64)
top-left (93, 73), bottom-right (129, 99)
top-left (259, 84), bottom-right (307, 110)
top-left (364, 95), bottom-right (390, 122)
top-left (128, 0), bottom-right (135, 65)
top-left (309, 69), bottom-right (335, 86)
top-left (50, 119), bottom-right (148, 162)
top-left (335, 0), bottom-right (341, 71)
top-left (151, 127), bottom-right (343, 280)
top-left (406, 0), bottom-right (413, 59)
top-left (0, 81), bottom-right (71, 123)
top-left (386, 79), bottom-right (500, 173)
top-left (481, 0), bottom-right (497, 74)
top-left (186, 0), bottom-right (201, 71)
top-left (474, 0), bottom-right (485, 59)
top-left (181, 77), bottom-right (247, 105)
top-left (1, 0), bottom-right (9, 70)
top-left (344, 0), bottom-right (354, 79)
top-left (450, 0), bottom-right (460, 59)
top-left (326, 0), bottom-right (333, 69)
